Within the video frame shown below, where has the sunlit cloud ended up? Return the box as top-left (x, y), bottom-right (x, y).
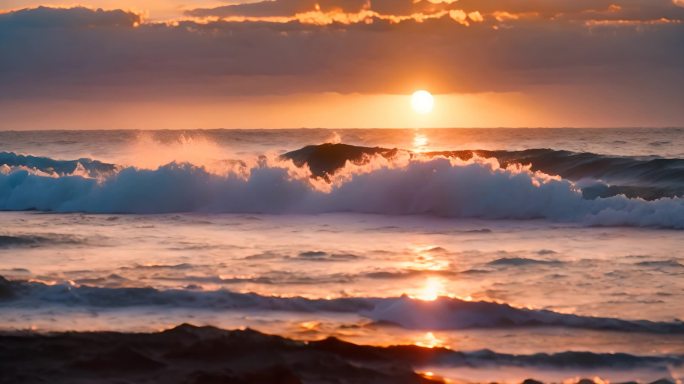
top-left (1, 1), bottom-right (684, 129)
top-left (585, 17), bottom-right (682, 27)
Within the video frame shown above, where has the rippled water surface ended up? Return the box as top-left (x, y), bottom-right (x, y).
top-left (1, 128), bottom-right (683, 382)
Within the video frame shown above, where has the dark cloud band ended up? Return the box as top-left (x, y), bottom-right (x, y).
top-left (0, 3), bottom-right (682, 103)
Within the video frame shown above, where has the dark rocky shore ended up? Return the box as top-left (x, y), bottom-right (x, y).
top-left (0, 324), bottom-right (679, 384)
top-left (0, 324), bottom-right (441, 384)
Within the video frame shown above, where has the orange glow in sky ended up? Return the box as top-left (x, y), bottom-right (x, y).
top-left (2, 1), bottom-right (683, 129)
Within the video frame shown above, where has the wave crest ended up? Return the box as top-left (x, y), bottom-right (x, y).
top-left (2, 277), bottom-right (683, 334)
top-left (1, 147), bottom-right (684, 228)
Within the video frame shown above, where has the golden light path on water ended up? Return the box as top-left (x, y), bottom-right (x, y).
top-left (414, 331), bottom-right (448, 349)
top-left (410, 90), bottom-right (433, 152)
top-left (403, 244), bottom-right (475, 302)
top-left (413, 131), bottom-right (430, 152)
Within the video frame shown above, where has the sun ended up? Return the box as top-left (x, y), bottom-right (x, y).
top-left (411, 90), bottom-right (434, 115)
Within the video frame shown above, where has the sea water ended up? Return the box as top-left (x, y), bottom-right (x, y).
top-left (1, 128), bottom-right (683, 382)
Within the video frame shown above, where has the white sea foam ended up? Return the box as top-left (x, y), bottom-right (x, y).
top-left (1, 152), bottom-right (683, 228)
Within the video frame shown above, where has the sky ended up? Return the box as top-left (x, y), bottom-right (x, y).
top-left (1, 0), bottom-right (683, 129)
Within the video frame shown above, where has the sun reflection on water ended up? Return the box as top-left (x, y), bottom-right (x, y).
top-left (405, 245), bottom-right (450, 271)
top-left (299, 321), bottom-right (321, 331)
top-left (415, 276), bottom-right (446, 301)
top-left (413, 131), bottom-right (429, 152)
top-left (418, 371), bottom-right (452, 383)
top-left (415, 331), bottom-right (447, 349)
top-left (403, 243), bottom-right (482, 303)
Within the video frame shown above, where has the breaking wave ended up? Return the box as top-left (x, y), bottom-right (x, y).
top-left (1, 277), bottom-right (683, 334)
top-left (285, 144), bottom-right (684, 199)
top-left (1, 145), bottom-right (684, 228)
top-left (0, 151), bottom-right (117, 178)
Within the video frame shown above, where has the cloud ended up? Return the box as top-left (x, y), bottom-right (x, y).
top-left (188, 0), bottom-right (370, 18)
top-left (0, 5), bottom-right (140, 27)
top-left (186, 0), bottom-right (684, 23)
top-left (0, 3), bottom-right (683, 127)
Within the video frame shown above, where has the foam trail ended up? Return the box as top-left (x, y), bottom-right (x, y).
top-left (1, 277), bottom-right (683, 334)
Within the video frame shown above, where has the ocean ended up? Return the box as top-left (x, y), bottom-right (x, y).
top-left (1, 128), bottom-right (683, 383)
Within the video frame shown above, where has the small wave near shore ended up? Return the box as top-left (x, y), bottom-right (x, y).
top-left (2, 276), bottom-right (684, 334)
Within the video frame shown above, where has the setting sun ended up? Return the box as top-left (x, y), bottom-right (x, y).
top-left (411, 90), bottom-right (434, 115)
